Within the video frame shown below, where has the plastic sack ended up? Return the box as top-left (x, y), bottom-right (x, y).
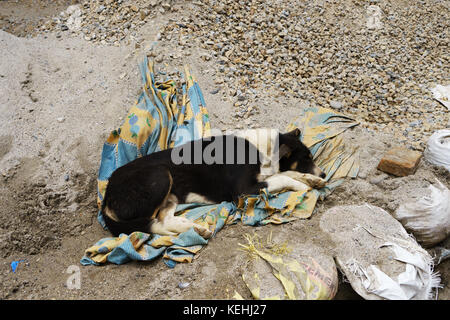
top-left (236, 233), bottom-right (338, 300)
top-left (320, 204), bottom-right (441, 300)
top-left (395, 179), bottom-right (450, 248)
top-left (431, 84), bottom-right (450, 110)
top-left (424, 129), bottom-right (450, 172)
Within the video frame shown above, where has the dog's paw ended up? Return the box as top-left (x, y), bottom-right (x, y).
top-left (194, 226), bottom-right (213, 239)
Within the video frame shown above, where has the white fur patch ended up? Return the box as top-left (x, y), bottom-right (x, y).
top-left (231, 128), bottom-right (280, 179)
top-left (265, 173), bottom-right (310, 193)
top-left (185, 192), bottom-right (214, 204)
top-left (150, 196), bottom-right (212, 238)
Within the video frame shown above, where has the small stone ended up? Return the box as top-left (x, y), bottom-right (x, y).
top-left (201, 53), bottom-right (212, 61)
top-left (130, 5), bottom-right (139, 12)
top-left (377, 147), bottom-right (422, 177)
top-left (329, 100), bottom-right (343, 110)
top-left (369, 173), bottom-right (387, 185)
top-left (210, 88), bottom-right (220, 94)
top-left (178, 282), bottom-right (190, 289)
top-left (358, 171), bottom-right (368, 179)
top-left (68, 203), bottom-right (79, 213)
top-left (57, 117), bottom-right (65, 123)
top-left (140, 9), bottom-right (149, 20)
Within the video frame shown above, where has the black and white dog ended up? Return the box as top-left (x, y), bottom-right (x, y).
top-left (101, 128), bottom-right (325, 238)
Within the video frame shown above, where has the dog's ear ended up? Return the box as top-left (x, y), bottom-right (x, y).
top-left (278, 128), bottom-right (301, 158)
top-left (279, 144), bottom-right (292, 158)
top-left (286, 128), bottom-right (301, 137)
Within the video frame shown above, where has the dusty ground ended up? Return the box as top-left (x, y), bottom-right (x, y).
top-left (0, 0), bottom-right (448, 300)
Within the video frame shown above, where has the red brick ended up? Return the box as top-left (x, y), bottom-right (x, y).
top-left (377, 147), bottom-right (422, 177)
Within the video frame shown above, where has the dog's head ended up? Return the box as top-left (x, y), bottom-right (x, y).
top-left (278, 129), bottom-right (326, 179)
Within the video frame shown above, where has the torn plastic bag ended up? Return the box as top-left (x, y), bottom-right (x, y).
top-left (424, 129), bottom-right (450, 172)
top-left (395, 179), bottom-right (450, 248)
top-left (353, 243), bottom-right (439, 300)
top-left (431, 84), bottom-right (450, 110)
top-left (320, 204), bottom-right (441, 300)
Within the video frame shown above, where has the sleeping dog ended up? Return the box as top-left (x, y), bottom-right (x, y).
top-left (101, 128), bottom-right (325, 238)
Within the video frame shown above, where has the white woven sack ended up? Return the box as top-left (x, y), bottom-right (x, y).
top-left (395, 179), bottom-right (450, 248)
top-left (424, 129), bottom-right (450, 172)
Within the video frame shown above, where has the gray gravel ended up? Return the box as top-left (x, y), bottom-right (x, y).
top-left (159, 0), bottom-right (449, 150)
top-left (33, 0), bottom-right (450, 151)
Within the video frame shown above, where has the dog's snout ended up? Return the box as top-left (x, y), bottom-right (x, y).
top-left (312, 165), bottom-right (326, 179)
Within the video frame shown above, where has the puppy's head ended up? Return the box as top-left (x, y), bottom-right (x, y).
top-left (278, 129), bottom-right (326, 179)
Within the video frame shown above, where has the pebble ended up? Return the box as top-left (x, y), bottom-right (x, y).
top-left (329, 100), bottom-right (343, 110)
top-left (178, 282), bottom-right (190, 289)
top-left (369, 174), bottom-right (387, 185)
top-left (358, 171), bottom-right (368, 179)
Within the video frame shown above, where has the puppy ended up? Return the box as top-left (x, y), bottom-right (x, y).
top-left (101, 128), bottom-right (325, 238)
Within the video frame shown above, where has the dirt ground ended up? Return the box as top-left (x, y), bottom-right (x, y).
top-left (0, 0), bottom-right (448, 300)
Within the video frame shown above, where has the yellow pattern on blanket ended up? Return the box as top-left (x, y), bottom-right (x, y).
top-left (236, 233), bottom-right (338, 300)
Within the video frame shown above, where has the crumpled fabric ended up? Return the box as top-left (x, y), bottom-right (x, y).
top-left (81, 57), bottom-right (360, 267)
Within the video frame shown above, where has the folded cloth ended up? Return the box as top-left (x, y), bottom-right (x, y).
top-left (81, 58), bottom-right (360, 267)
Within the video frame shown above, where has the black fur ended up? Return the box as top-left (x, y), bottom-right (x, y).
top-left (102, 130), bottom-right (322, 236)
top-left (278, 129), bottom-right (319, 174)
